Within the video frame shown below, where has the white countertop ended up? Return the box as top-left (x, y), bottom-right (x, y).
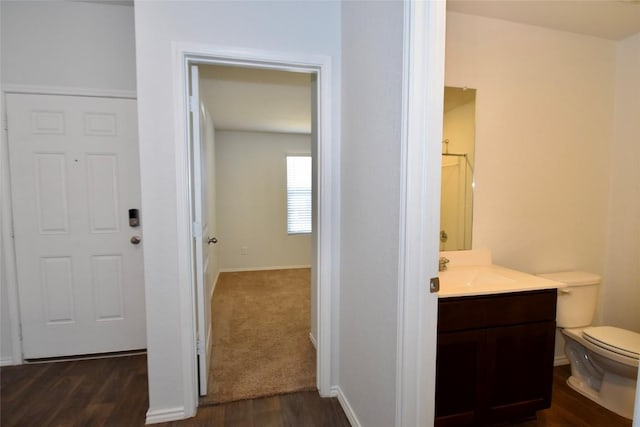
top-left (438, 264), bottom-right (563, 298)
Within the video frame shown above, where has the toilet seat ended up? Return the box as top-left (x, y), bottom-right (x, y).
top-left (582, 326), bottom-right (640, 361)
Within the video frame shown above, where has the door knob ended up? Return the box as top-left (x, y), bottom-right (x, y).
top-left (207, 237), bottom-right (218, 245)
top-left (130, 236), bottom-right (141, 245)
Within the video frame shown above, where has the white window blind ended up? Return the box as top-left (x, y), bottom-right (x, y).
top-left (286, 155), bottom-right (312, 234)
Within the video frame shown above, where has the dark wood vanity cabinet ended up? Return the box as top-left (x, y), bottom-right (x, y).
top-left (435, 289), bottom-right (557, 426)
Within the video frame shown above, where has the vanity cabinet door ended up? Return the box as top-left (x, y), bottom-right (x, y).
top-left (435, 330), bottom-right (484, 426)
top-left (436, 289), bottom-right (557, 426)
top-left (484, 321), bottom-right (556, 423)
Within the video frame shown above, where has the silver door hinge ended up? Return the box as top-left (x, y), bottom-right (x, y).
top-left (429, 277), bottom-right (440, 293)
top-left (196, 338), bottom-right (204, 355)
top-left (192, 222), bottom-right (202, 238)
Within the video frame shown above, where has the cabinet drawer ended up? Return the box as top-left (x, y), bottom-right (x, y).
top-left (438, 289), bottom-right (557, 332)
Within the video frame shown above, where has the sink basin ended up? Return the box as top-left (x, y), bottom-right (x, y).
top-left (440, 266), bottom-right (515, 288)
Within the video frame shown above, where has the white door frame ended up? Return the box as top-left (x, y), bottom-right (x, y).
top-left (171, 44), bottom-right (333, 412)
top-left (396, 2), bottom-right (447, 426)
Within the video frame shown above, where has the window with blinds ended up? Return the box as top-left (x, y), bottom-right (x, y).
top-left (286, 155), bottom-right (312, 234)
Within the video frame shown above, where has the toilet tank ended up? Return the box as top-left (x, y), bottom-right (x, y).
top-left (536, 271), bottom-right (601, 328)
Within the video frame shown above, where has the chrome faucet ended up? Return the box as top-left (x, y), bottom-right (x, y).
top-left (439, 256), bottom-right (450, 272)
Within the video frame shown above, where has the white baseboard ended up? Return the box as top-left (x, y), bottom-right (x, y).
top-left (554, 355), bottom-right (570, 366)
top-left (211, 270), bottom-right (220, 299)
top-left (333, 386), bottom-right (361, 427)
top-left (1, 357), bottom-right (16, 367)
top-left (145, 407), bottom-right (188, 424)
top-left (309, 332), bottom-right (317, 349)
top-left (219, 265), bottom-right (311, 273)
top-left (206, 323), bottom-right (213, 360)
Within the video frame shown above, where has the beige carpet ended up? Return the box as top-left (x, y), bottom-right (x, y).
top-left (200, 268), bottom-right (316, 405)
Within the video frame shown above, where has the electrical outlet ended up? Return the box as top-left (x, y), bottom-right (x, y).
top-left (241, 246), bottom-right (248, 255)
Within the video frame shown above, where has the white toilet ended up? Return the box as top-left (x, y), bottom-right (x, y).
top-left (537, 271), bottom-right (640, 419)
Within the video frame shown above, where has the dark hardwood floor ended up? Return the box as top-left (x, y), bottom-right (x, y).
top-left (0, 354), bottom-right (349, 427)
top-left (0, 355), bottom-right (633, 426)
top-left (507, 364), bottom-right (632, 427)
top-left (173, 392), bottom-right (350, 427)
top-left (1, 354), bottom-right (148, 427)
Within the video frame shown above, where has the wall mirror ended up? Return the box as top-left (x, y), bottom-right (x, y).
top-left (440, 86), bottom-right (476, 251)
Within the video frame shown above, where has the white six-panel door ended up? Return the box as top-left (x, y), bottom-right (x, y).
top-left (190, 65), bottom-right (212, 395)
top-left (7, 94), bottom-right (146, 359)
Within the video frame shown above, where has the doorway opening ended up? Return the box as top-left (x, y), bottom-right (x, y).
top-left (176, 48), bottom-right (333, 408)
top-left (192, 64), bottom-right (315, 404)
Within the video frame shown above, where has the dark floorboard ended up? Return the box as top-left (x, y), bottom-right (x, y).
top-left (0, 356), bottom-right (633, 426)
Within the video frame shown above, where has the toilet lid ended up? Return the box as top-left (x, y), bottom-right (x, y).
top-left (583, 326), bottom-right (640, 360)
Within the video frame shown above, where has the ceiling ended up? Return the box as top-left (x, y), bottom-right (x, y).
top-left (199, 65), bottom-right (311, 134)
top-left (447, 0), bottom-right (640, 41)
top-left (444, 87), bottom-right (476, 113)
top-left (200, 1), bottom-right (640, 135)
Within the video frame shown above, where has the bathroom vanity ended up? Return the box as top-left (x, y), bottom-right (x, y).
top-left (436, 289), bottom-right (557, 425)
top-left (435, 253), bottom-right (562, 426)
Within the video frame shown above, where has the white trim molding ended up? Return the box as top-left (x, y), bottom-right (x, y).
top-left (210, 270), bottom-right (219, 302)
top-left (554, 356), bottom-right (570, 366)
top-left (219, 265), bottom-right (312, 273)
top-left (1, 357), bottom-right (16, 367)
top-left (309, 332), bottom-right (317, 349)
top-left (333, 386), bottom-right (362, 427)
top-left (396, 2), bottom-right (447, 427)
top-left (170, 43), bottom-right (334, 419)
top-left (2, 84), bottom-right (136, 99)
top-left (145, 407), bottom-right (188, 425)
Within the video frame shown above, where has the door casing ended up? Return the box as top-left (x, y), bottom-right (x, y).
top-left (171, 45), bottom-right (334, 415)
top-left (395, 2), bottom-right (446, 425)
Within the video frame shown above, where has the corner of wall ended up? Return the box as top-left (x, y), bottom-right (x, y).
top-left (333, 386), bottom-right (362, 427)
top-left (145, 407), bottom-right (188, 425)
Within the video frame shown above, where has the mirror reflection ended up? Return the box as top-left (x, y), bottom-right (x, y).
top-left (440, 87), bottom-right (476, 251)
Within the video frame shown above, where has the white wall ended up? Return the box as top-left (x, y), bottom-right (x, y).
top-left (133, 1), bottom-right (341, 419)
top-left (340, 2), bottom-right (404, 426)
top-left (445, 12), bottom-right (615, 277)
top-left (0, 1), bottom-right (136, 91)
top-left (0, 1), bottom-right (137, 365)
top-left (215, 131), bottom-right (311, 271)
top-left (602, 33), bottom-right (640, 333)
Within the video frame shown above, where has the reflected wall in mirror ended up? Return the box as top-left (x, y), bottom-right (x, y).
top-left (440, 87), bottom-right (476, 251)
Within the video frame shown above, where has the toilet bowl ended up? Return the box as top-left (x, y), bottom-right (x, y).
top-left (537, 271), bottom-right (640, 419)
top-left (562, 326), bottom-right (639, 419)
